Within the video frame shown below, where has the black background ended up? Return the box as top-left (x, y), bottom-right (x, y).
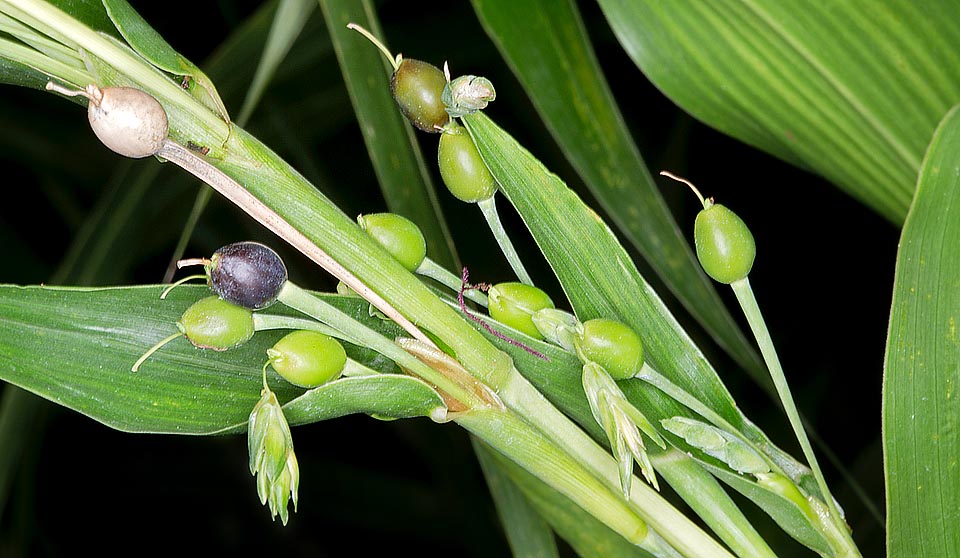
top-left (0, 1), bottom-right (894, 556)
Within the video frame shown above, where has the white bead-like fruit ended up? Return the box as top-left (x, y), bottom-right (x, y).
top-left (84, 85), bottom-right (168, 158)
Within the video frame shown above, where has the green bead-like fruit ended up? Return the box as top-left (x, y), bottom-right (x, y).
top-left (358, 213), bottom-right (427, 272)
top-left (575, 318), bottom-right (644, 380)
top-left (694, 202), bottom-right (756, 284)
top-left (438, 125), bottom-right (498, 203)
top-left (488, 283), bottom-right (555, 339)
top-left (178, 296), bottom-right (255, 350)
top-left (391, 58), bottom-right (450, 132)
top-left (267, 330), bottom-right (347, 388)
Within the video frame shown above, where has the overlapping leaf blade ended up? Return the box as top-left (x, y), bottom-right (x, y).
top-left (0, 284), bottom-right (443, 434)
top-left (470, 0), bottom-right (763, 378)
top-left (463, 112), bottom-right (794, 557)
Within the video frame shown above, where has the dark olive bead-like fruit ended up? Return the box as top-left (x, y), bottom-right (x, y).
top-left (391, 58), bottom-right (450, 132)
top-left (488, 283), bottom-right (555, 339)
top-left (358, 213), bottom-right (427, 272)
top-left (576, 318), bottom-right (644, 380)
top-left (694, 202), bottom-right (756, 284)
top-left (178, 296), bottom-right (255, 350)
top-left (267, 330), bottom-right (347, 388)
top-left (438, 125), bottom-right (498, 203)
top-left (209, 241), bottom-right (288, 309)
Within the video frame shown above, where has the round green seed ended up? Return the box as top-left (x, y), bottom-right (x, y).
top-left (438, 125), bottom-right (498, 203)
top-left (694, 201), bottom-right (756, 284)
top-left (267, 330), bottom-right (347, 388)
top-left (488, 283), bottom-right (555, 339)
top-left (358, 213), bottom-right (427, 272)
top-left (178, 295), bottom-right (255, 350)
top-left (575, 318), bottom-right (644, 380)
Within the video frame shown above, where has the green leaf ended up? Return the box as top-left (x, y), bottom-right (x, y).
top-left (101, 0), bottom-right (229, 121)
top-left (883, 104), bottom-right (960, 558)
top-left (0, 285), bottom-right (442, 434)
top-left (470, 0), bottom-right (763, 379)
top-left (463, 111), bottom-right (800, 557)
top-left (596, 0), bottom-right (960, 223)
top-left (319, 0), bottom-right (459, 270)
top-left (707, 465), bottom-right (832, 555)
top-left (463, 112), bottom-right (741, 427)
top-left (236, 0), bottom-right (314, 125)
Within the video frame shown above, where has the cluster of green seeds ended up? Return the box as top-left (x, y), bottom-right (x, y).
top-left (136, 241), bottom-right (350, 390)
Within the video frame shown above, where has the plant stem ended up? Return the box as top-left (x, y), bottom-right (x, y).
top-left (731, 277), bottom-right (859, 556)
top-left (477, 196), bottom-right (534, 285)
top-left (496, 369), bottom-right (736, 558)
top-left (456, 408), bottom-right (676, 557)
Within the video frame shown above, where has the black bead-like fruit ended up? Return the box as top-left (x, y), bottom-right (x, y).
top-left (391, 58), bottom-right (450, 133)
top-left (208, 241), bottom-right (288, 310)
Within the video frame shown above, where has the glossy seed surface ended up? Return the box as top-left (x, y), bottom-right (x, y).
top-left (209, 242), bottom-right (288, 309)
top-left (694, 203), bottom-right (756, 284)
top-left (488, 283), bottom-right (555, 339)
top-left (178, 295), bottom-right (255, 350)
top-left (359, 213), bottom-right (427, 272)
top-left (438, 126), bottom-right (498, 203)
top-left (268, 330), bottom-right (347, 388)
top-left (576, 318), bottom-right (644, 380)
top-left (391, 58), bottom-right (450, 132)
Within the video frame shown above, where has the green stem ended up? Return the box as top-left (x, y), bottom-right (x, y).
top-left (477, 196), bottom-right (534, 285)
top-left (252, 313), bottom-right (342, 339)
top-left (416, 257), bottom-right (488, 307)
top-left (496, 369), bottom-right (736, 558)
top-left (457, 408), bottom-right (675, 557)
top-left (731, 277), bottom-right (859, 556)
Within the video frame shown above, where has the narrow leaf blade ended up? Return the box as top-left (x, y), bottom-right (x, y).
top-left (0, 285), bottom-right (441, 434)
top-left (883, 104), bottom-right (960, 558)
top-left (470, 0), bottom-right (763, 378)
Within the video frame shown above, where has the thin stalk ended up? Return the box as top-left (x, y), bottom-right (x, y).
top-left (416, 257), bottom-right (488, 307)
top-left (731, 277), bottom-right (859, 556)
top-left (252, 313), bottom-right (342, 339)
top-left (477, 196), bottom-right (533, 285)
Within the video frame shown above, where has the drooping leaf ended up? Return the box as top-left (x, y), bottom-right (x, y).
top-left (470, 0), bottom-right (763, 379)
top-left (883, 104), bottom-right (960, 558)
top-left (595, 0), bottom-right (960, 223)
top-left (0, 285), bottom-right (442, 434)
